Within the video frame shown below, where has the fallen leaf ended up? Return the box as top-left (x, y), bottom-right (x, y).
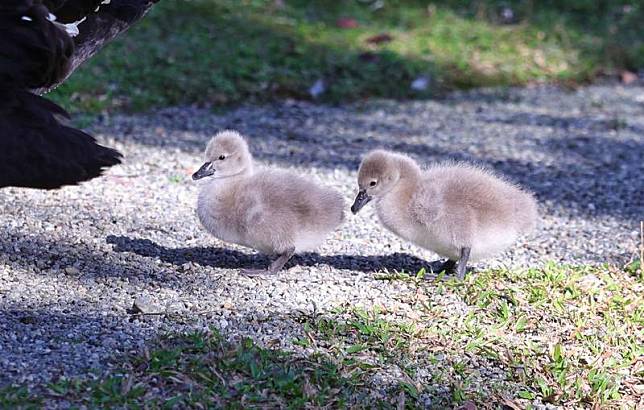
top-left (366, 33), bottom-right (393, 44)
top-left (396, 391), bottom-right (405, 410)
top-left (543, 391), bottom-right (562, 404)
top-left (303, 379), bottom-right (318, 397)
top-left (621, 70), bottom-right (638, 84)
top-left (499, 397), bottom-right (522, 410)
top-left (456, 400), bottom-right (476, 410)
top-left (336, 17), bottom-right (359, 29)
top-left (120, 375), bottom-right (134, 395)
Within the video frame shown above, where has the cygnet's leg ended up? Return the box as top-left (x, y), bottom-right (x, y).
top-left (456, 247), bottom-right (471, 280)
top-left (241, 247), bottom-right (296, 276)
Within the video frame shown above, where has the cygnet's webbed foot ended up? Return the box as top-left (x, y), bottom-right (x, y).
top-left (240, 247), bottom-right (295, 277)
top-left (431, 259), bottom-right (456, 275)
top-left (429, 247), bottom-right (471, 280)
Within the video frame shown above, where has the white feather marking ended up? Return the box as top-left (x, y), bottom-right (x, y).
top-left (47, 13), bottom-right (57, 22)
top-left (60, 17), bottom-right (87, 37)
top-left (21, 16), bottom-right (33, 21)
top-left (95, 1), bottom-right (112, 13)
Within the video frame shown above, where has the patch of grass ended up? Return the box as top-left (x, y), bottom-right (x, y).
top-left (297, 263), bottom-right (643, 408)
top-left (4, 263), bottom-right (641, 408)
top-left (0, 386), bottom-right (41, 409)
top-left (303, 306), bottom-right (417, 361)
top-left (49, 0), bottom-right (644, 113)
top-left (21, 330), bottom-right (391, 408)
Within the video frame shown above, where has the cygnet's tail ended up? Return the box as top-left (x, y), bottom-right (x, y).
top-left (516, 190), bottom-right (538, 235)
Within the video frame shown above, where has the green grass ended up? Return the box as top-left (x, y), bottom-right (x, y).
top-left (2, 263), bottom-right (641, 408)
top-left (0, 386), bottom-right (41, 409)
top-left (290, 262), bottom-right (643, 408)
top-left (4, 330), bottom-right (402, 409)
top-left (48, 0), bottom-right (644, 113)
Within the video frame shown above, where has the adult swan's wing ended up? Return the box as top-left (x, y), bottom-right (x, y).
top-left (0, 90), bottom-right (122, 189)
top-left (0, 0), bottom-right (159, 189)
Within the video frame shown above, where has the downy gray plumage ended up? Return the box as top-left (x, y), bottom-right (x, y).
top-left (193, 130), bottom-right (345, 275)
top-left (351, 150), bottom-right (537, 279)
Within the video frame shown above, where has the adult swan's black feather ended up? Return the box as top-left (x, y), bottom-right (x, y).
top-left (0, 90), bottom-right (122, 189)
top-left (0, 0), bottom-right (158, 189)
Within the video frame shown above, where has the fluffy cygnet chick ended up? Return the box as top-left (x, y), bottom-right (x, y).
top-left (351, 150), bottom-right (537, 279)
top-left (193, 130), bottom-right (345, 275)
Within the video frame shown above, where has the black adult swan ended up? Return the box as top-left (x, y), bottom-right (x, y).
top-left (0, 0), bottom-right (159, 189)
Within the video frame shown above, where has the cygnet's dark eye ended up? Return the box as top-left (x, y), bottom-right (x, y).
top-left (219, 155), bottom-right (226, 160)
top-left (369, 180), bottom-right (377, 187)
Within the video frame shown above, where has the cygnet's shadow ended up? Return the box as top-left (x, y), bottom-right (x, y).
top-left (106, 235), bottom-right (443, 275)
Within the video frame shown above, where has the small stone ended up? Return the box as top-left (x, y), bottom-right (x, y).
top-left (130, 296), bottom-right (162, 315)
top-left (65, 267), bottom-right (80, 275)
top-left (309, 79), bottom-right (326, 99)
top-left (410, 76), bottom-right (429, 91)
top-left (620, 70), bottom-right (638, 84)
top-left (499, 7), bottom-right (515, 24)
top-left (165, 301), bottom-right (185, 314)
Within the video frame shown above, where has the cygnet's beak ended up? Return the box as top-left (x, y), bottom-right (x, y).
top-left (351, 189), bottom-right (372, 214)
top-left (192, 162), bottom-right (215, 180)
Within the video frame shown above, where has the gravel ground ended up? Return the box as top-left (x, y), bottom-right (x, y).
top-left (0, 84), bottom-right (642, 390)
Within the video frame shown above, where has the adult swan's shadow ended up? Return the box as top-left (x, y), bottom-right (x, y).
top-left (106, 235), bottom-right (437, 274)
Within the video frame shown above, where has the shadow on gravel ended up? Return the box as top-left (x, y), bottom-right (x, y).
top-left (0, 234), bottom-right (182, 286)
top-left (0, 306), bottom-right (146, 387)
top-left (106, 235), bottom-right (441, 274)
top-left (484, 112), bottom-right (644, 135)
top-left (482, 115), bottom-right (644, 219)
